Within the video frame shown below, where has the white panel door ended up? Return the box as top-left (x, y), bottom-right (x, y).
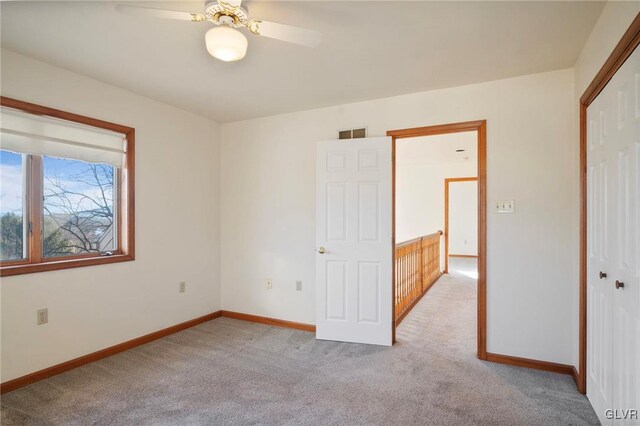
top-left (609, 45), bottom-right (640, 425)
top-left (587, 45), bottom-right (640, 425)
top-left (315, 137), bottom-right (392, 346)
top-left (587, 79), bottom-right (614, 425)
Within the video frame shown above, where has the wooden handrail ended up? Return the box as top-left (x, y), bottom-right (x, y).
top-left (396, 230), bottom-right (443, 248)
top-left (395, 230), bottom-right (443, 325)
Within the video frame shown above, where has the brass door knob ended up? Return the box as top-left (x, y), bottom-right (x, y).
top-left (317, 247), bottom-right (326, 254)
top-left (615, 280), bottom-right (624, 290)
top-left (599, 271), bottom-right (607, 279)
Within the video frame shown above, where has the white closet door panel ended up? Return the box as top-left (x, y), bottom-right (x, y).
top-left (610, 46), bottom-right (640, 422)
top-left (587, 83), bottom-right (614, 425)
top-left (589, 44), bottom-right (640, 424)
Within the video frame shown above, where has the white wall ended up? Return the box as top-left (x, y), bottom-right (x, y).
top-left (449, 180), bottom-right (478, 257)
top-left (0, 50), bottom-right (222, 382)
top-left (575, 2), bottom-right (640, 96)
top-left (395, 161), bottom-right (476, 244)
top-left (221, 68), bottom-right (577, 365)
top-left (571, 1), bottom-right (640, 369)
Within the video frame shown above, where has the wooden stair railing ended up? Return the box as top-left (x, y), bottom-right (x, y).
top-left (395, 231), bottom-right (443, 325)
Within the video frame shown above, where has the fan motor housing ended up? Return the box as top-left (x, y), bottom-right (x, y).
top-left (204, 0), bottom-right (249, 27)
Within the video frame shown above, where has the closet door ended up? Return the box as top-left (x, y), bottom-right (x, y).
top-left (587, 44), bottom-right (640, 425)
top-left (587, 77), bottom-right (614, 426)
top-left (609, 45), bottom-right (640, 424)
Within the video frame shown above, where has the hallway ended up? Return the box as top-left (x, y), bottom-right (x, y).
top-left (397, 257), bottom-right (477, 348)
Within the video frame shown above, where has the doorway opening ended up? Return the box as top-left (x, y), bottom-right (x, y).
top-left (388, 121), bottom-right (487, 359)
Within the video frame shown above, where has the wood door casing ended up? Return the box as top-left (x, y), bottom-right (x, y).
top-left (387, 121), bottom-right (487, 359)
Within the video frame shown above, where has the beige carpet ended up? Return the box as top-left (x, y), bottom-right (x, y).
top-left (1, 259), bottom-right (598, 425)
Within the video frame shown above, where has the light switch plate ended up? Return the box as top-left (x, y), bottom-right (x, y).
top-left (495, 200), bottom-right (515, 213)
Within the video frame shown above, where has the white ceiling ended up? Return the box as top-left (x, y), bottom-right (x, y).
top-left (396, 132), bottom-right (477, 166)
top-left (1, 1), bottom-right (604, 123)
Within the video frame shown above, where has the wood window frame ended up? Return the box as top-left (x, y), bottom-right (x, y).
top-left (577, 13), bottom-right (640, 395)
top-left (0, 97), bottom-right (135, 276)
top-left (387, 120), bottom-right (487, 359)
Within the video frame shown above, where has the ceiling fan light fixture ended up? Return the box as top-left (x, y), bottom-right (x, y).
top-left (205, 25), bottom-right (247, 62)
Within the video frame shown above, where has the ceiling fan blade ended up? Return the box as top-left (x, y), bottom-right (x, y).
top-left (115, 5), bottom-right (206, 22)
top-left (248, 20), bottom-right (321, 48)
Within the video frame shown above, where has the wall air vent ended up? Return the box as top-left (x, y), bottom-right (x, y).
top-left (338, 127), bottom-right (368, 140)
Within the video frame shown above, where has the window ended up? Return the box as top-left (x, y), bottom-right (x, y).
top-left (0, 97), bottom-right (135, 276)
top-left (0, 150), bottom-right (26, 261)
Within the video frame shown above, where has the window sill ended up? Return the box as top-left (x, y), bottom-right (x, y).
top-left (0, 254), bottom-right (134, 277)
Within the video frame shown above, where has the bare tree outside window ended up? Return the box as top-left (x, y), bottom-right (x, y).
top-left (1, 153), bottom-right (117, 261)
top-left (43, 157), bottom-right (116, 258)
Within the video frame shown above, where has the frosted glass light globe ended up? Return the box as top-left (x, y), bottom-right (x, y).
top-left (205, 26), bottom-right (248, 62)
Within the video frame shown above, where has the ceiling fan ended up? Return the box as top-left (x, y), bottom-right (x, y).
top-left (116, 0), bottom-right (322, 62)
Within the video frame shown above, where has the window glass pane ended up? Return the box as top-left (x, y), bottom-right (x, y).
top-left (43, 156), bottom-right (117, 258)
top-left (0, 150), bottom-right (27, 261)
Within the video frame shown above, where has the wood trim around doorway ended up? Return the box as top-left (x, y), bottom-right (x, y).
top-left (387, 120), bottom-right (487, 360)
top-left (444, 177), bottom-right (478, 274)
top-left (578, 13), bottom-right (640, 395)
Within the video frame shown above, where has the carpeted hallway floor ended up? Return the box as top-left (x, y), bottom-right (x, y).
top-left (1, 259), bottom-right (598, 425)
